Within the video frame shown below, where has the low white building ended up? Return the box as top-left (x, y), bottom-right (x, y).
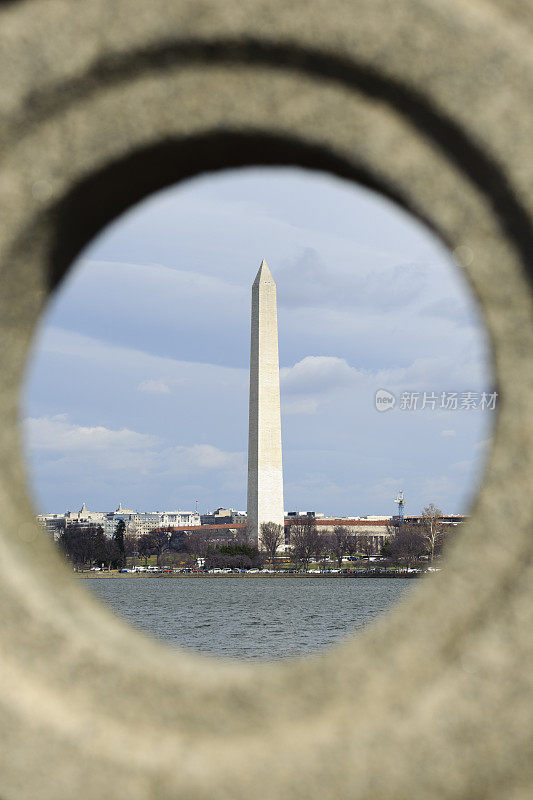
top-left (104, 505), bottom-right (201, 537)
top-left (103, 503), bottom-right (136, 537)
top-left (160, 511), bottom-right (201, 528)
top-left (38, 503), bottom-right (201, 539)
top-left (64, 502), bottom-right (106, 525)
top-left (37, 502), bottom-right (106, 540)
top-left (36, 513), bottom-right (67, 540)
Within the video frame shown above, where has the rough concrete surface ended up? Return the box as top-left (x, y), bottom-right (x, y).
top-left (0, 1), bottom-right (532, 798)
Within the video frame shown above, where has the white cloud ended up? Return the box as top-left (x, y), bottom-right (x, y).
top-left (79, 259), bottom-right (246, 305)
top-left (24, 415), bottom-right (244, 480)
top-left (441, 429), bottom-right (456, 437)
top-left (280, 356), bottom-right (360, 395)
top-left (278, 356), bottom-right (364, 416)
top-left (277, 247), bottom-right (430, 312)
top-left (282, 397), bottom-right (319, 416)
top-left (37, 326), bottom-right (247, 386)
top-left (25, 415), bottom-right (158, 452)
top-left (279, 351), bottom-right (491, 418)
top-left (374, 355), bottom-right (488, 393)
top-left (137, 379), bottom-right (171, 394)
top-left (166, 444), bottom-right (244, 472)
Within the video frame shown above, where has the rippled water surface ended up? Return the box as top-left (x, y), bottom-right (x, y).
top-left (86, 576), bottom-right (412, 660)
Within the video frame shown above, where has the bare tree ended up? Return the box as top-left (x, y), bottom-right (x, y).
top-left (234, 526), bottom-right (251, 548)
top-left (260, 522), bottom-right (284, 569)
top-left (104, 537), bottom-right (121, 570)
top-left (437, 523), bottom-right (454, 557)
top-left (183, 531), bottom-right (210, 559)
top-left (137, 533), bottom-right (154, 566)
top-left (287, 517), bottom-right (317, 571)
top-left (331, 526), bottom-right (349, 568)
top-left (151, 530), bottom-right (170, 565)
top-left (123, 533), bottom-right (138, 558)
top-left (169, 530), bottom-right (185, 552)
top-left (420, 503), bottom-right (443, 563)
top-left (359, 534), bottom-right (375, 562)
top-left (386, 524), bottom-right (426, 569)
top-left (312, 530), bottom-right (329, 571)
top-left (345, 533), bottom-right (359, 562)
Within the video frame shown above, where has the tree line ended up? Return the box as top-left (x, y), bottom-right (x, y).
top-left (261, 503), bottom-right (453, 569)
top-left (58, 522), bottom-right (263, 570)
top-left (58, 518), bottom-right (126, 569)
top-left (260, 519), bottom-right (381, 570)
top-left (58, 503), bottom-right (453, 570)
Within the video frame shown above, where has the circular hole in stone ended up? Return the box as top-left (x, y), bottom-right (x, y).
top-left (22, 166), bottom-right (495, 660)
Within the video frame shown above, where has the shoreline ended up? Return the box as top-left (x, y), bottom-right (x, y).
top-left (78, 571), bottom-right (421, 579)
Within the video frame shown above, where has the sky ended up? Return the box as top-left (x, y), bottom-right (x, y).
top-left (22, 167), bottom-right (496, 517)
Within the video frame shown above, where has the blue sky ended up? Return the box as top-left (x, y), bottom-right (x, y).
top-left (23, 167), bottom-right (495, 517)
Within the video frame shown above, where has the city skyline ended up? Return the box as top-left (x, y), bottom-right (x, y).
top-left (23, 167), bottom-right (494, 516)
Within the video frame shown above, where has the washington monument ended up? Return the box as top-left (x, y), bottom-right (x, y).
top-left (247, 259), bottom-right (285, 547)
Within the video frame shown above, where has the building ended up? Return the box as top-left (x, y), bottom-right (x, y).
top-left (36, 513), bottom-right (67, 540)
top-left (103, 503), bottom-right (137, 537)
top-left (38, 502), bottom-right (201, 540)
top-left (38, 502), bottom-right (106, 540)
top-left (64, 502), bottom-right (106, 526)
top-left (286, 511), bottom-right (325, 519)
top-left (160, 511), bottom-right (201, 528)
top-left (304, 518), bottom-right (395, 554)
top-left (104, 505), bottom-right (201, 537)
top-left (37, 503), bottom-right (107, 541)
top-left (200, 508), bottom-right (247, 525)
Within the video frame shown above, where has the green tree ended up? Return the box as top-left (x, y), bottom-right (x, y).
top-left (113, 519), bottom-right (126, 568)
top-left (92, 525), bottom-right (107, 567)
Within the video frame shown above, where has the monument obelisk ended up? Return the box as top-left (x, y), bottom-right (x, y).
top-left (247, 259), bottom-right (284, 548)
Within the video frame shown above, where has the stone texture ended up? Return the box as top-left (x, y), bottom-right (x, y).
top-left (0, 1), bottom-right (532, 799)
top-left (247, 260), bottom-right (284, 546)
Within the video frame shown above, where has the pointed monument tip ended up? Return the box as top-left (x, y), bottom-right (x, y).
top-left (253, 258), bottom-right (274, 286)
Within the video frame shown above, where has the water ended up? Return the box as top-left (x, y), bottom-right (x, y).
top-left (85, 576), bottom-right (412, 660)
